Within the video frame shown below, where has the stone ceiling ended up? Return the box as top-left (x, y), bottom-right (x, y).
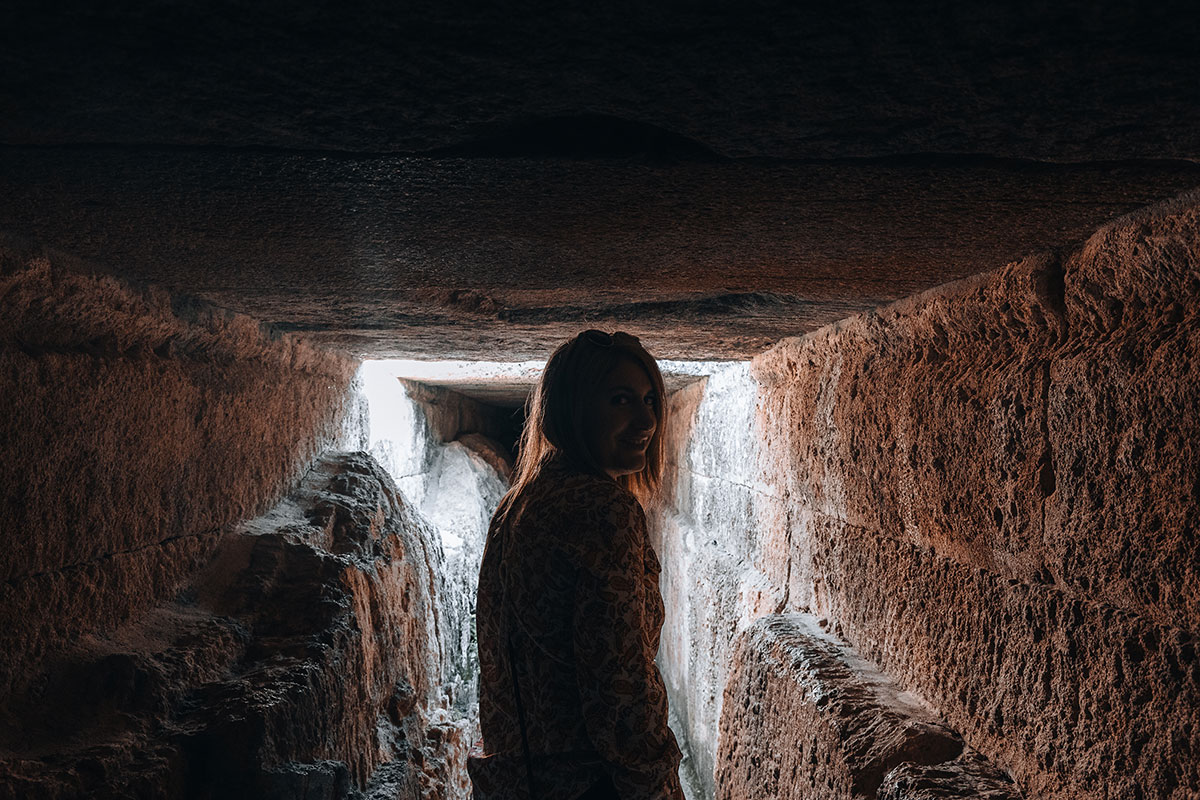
top-left (3, 1), bottom-right (1199, 361)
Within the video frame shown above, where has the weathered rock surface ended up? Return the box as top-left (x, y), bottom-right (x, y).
top-left (0, 451), bottom-right (464, 800)
top-left (653, 192), bottom-right (1200, 798)
top-left (878, 752), bottom-right (1023, 800)
top-left (715, 614), bottom-right (971, 800)
top-left (649, 362), bottom-right (774, 799)
top-left (4, 1), bottom-right (1199, 360)
top-left (0, 248), bottom-right (358, 699)
top-left (411, 439), bottom-right (509, 728)
top-left (747, 193), bottom-right (1200, 797)
top-left (3, 151), bottom-right (1197, 360)
top-left (352, 361), bottom-right (514, 789)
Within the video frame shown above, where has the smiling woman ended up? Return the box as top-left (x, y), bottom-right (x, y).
top-left (584, 356), bottom-right (659, 479)
top-left (468, 331), bottom-right (683, 800)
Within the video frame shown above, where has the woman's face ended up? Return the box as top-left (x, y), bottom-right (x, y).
top-left (584, 358), bottom-right (659, 478)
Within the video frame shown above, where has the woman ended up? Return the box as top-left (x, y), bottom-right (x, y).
top-left (468, 330), bottom-right (685, 800)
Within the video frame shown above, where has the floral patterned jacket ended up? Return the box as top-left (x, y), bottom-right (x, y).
top-left (469, 461), bottom-right (684, 800)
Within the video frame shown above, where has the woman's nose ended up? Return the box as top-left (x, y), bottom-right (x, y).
top-left (633, 403), bottom-right (656, 432)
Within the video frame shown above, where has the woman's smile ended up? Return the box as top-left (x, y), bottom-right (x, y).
top-left (586, 358), bottom-right (658, 478)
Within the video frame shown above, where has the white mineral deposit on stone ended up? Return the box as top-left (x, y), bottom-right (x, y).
top-left (422, 441), bottom-right (507, 552)
top-left (384, 358), bottom-right (547, 384)
top-left (356, 358), bottom-right (749, 799)
top-left (652, 359), bottom-right (798, 799)
top-left (356, 360), bottom-right (430, 490)
top-left (353, 361), bottom-right (518, 798)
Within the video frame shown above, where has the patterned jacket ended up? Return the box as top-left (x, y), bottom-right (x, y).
top-left (469, 461), bottom-right (684, 800)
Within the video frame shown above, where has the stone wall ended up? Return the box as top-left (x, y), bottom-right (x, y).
top-left (355, 362), bottom-right (513, 710)
top-left (649, 361), bottom-right (775, 797)
top-left (0, 452), bottom-right (463, 799)
top-left (652, 192), bottom-right (1200, 798)
top-left (0, 246), bottom-right (359, 700)
top-left (353, 362), bottom-right (514, 797)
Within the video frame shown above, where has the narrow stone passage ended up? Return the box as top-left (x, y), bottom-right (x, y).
top-left (4, 3), bottom-right (1200, 797)
top-left (4, 192), bottom-right (1200, 797)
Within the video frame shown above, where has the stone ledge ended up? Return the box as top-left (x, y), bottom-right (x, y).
top-left (879, 751), bottom-right (1023, 800)
top-left (715, 613), bottom-right (1018, 800)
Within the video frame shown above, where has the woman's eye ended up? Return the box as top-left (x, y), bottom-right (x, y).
top-left (611, 394), bottom-right (631, 406)
top-left (645, 395), bottom-right (658, 406)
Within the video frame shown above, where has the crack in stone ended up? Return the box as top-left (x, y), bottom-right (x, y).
top-left (3, 527), bottom-right (223, 587)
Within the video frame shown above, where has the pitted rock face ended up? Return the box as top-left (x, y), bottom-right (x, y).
top-left (0, 452), bottom-right (468, 800)
top-left (715, 614), bottom-right (968, 800)
top-left (879, 754), bottom-right (1024, 800)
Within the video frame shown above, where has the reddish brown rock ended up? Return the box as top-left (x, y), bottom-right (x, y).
top-left (715, 613), bottom-right (968, 800)
top-left (879, 751), bottom-right (1022, 800)
top-left (650, 192), bottom-right (1200, 799)
top-left (1046, 196), bottom-right (1200, 630)
top-left (743, 193), bottom-right (1200, 797)
top-left (3, 5), bottom-right (1200, 364)
top-left (0, 249), bottom-right (358, 699)
top-left (0, 452), bottom-right (461, 799)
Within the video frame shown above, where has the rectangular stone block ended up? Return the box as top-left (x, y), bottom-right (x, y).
top-left (716, 613), bottom-right (968, 800)
top-left (806, 516), bottom-right (1199, 799)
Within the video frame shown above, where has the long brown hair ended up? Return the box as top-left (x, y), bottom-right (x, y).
top-left (494, 330), bottom-right (667, 524)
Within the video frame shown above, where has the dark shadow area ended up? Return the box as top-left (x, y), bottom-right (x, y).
top-left (428, 114), bottom-right (723, 162)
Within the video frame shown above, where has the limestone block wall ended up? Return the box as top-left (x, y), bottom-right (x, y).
top-left (652, 192), bottom-right (1200, 798)
top-left (650, 361), bottom-right (783, 797)
top-left (0, 246), bottom-right (359, 699)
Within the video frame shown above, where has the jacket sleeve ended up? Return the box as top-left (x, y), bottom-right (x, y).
top-left (571, 487), bottom-right (684, 800)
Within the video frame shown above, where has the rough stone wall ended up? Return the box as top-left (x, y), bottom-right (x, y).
top-left (353, 361), bottom-right (513, 796)
top-left (649, 361), bottom-right (778, 798)
top-left (653, 192), bottom-right (1200, 798)
top-left (0, 247), bottom-right (359, 700)
top-left (714, 613), bottom-right (1021, 800)
top-left (0, 452), bottom-right (463, 799)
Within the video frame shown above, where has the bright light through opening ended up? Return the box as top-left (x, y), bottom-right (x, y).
top-left (374, 359), bottom-right (548, 384)
top-left (356, 358), bottom-right (735, 490)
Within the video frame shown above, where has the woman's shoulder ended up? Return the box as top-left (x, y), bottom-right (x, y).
top-left (515, 466), bottom-right (644, 567)
top-left (531, 464), bottom-right (640, 515)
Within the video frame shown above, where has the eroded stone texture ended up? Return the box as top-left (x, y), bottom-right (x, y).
top-left (411, 439), bottom-right (509, 738)
top-left (879, 751), bottom-right (1023, 800)
top-left (650, 191), bottom-right (1200, 798)
top-left (351, 361), bottom-right (514, 793)
top-left (714, 614), bottom-right (966, 800)
top-left (742, 193), bottom-right (1200, 797)
top-left (1047, 199), bottom-right (1200, 630)
top-left (0, 248), bottom-right (358, 698)
top-left (0, 452), bottom-right (464, 799)
top-left (4, 151), bottom-right (1198, 361)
